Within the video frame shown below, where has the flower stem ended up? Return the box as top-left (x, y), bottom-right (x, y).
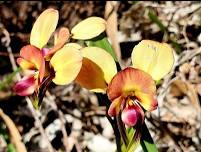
top-left (140, 122), bottom-right (158, 152)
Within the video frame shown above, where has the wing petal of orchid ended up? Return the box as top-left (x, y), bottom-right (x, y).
top-left (108, 96), bottom-right (122, 117)
top-left (50, 46), bottom-right (82, 85)
top-left (75, 47), bottom-right (117, 92)
top-left (19, 45), bottom-right (43, 70)
top-left (135, 91), bottom-right (157, 111)
top-left (71, 17), bottom-right (106, 40)
top-left (131, 40), bottom-right (174, 81)
top-left (30, 8), bottom-right (59, 49)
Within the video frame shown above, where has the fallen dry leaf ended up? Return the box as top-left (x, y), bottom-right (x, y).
top-left (170, 79), bottom-right (200, 111)
top-left (0, 108), bottom-right (27, 152)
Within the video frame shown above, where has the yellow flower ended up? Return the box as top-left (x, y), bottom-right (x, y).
top-left (15, 8), bottom-right (108, 96)
top-left (75, 40), bottom-right (174, 127)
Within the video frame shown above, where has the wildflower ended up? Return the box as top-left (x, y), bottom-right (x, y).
top-left (14, 8), bottom-right (107, 97)
top-left (107, 67), bottom-right (156, 127)
top-left (14, 9), bottom-right (80, 96)
top-left (76, 40), bottom-right (174, 127)
top-left (107, 40), bottom-right (174, 127)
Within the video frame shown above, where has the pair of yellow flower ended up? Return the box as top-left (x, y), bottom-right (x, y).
top-left (14, 8), bottom-right (174, 127)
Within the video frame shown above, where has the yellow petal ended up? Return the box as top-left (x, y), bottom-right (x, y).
top-left (75, 47), bottom-right (117, 92)
top-left (134, 91), bottom-right (157, 111)
top-left (71, 17), bottom-right (106, 40)
top-left (17, 58), bottom-right (35, 70)
top-left (65, 43), bottom-right (82, 50)
top-left (75, 58), bottom-right (107, 93)
top-left (54, 27), bottom-right (70, 46)
top-left (50, 46), bottom-right (82, 85)
top-left (108, 96), bottom-right (122, 117)
top-left (30, 8), bottom-right (59, 49)
top-left (131, 40), bottom-right (174, 81)
top-left (82, 47), bottom-right (117, 84)
top-left (45, 27), bottom-right (70, 59)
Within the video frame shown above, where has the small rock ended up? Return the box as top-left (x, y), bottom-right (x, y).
top-left (73, 109), bottom-right (82, 118)
top-left (72, 119), bottom-right (82, 130)
top-left (87, 134), bottom-right (116, 152)
top-left (100, 117), bottom-right (114, 139)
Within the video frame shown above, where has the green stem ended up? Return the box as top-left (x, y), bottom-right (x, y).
top-left (140, 123), bottom-right (158, 152)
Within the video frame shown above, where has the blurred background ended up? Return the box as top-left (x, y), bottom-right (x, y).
top-left (0, 1), bottom-right (201, 152)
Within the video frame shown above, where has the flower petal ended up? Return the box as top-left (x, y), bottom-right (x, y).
top-left (19, 45), bottom-right (45, 82)
top-left (81, 47), bottom-right (117, 84)
top-left (122, 105), bottom-right (144, 127)
top-left (30, 8), bottom-right (59, 49)
top-left (75, 47), bottom-right (117, 92)
top-left (38, 59), bottom-right (45, 83)
top-left (71, 17), bottom-right (106, 40)
top-left (135, 91), bottom-right (157, 111)
top-left (20, 45), bottom-right (43, 70)
top-left (75, 58), bottom-right (107, 93)
top-left (14, 76), bottom-right (36, 96)
top-left (45, 27), bottom-right (70, 59)
top-left (50, 46), bottom-right (82, 85)
top-left (107, 67), bottom-right (156, 101)
top-left (17, 58), bottom-right (35, 70)
top-left (108, 96), bottom-right (122, 117)
top-left (131, 40), bottom-right (174, 81)
top-left (54, 27), bottom-right (70, 46)
top-left (65, 43), bottom-right (82, 50)
top-left (122, 107), bottom-right (138, 127)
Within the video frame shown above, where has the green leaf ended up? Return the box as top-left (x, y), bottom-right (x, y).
top-left (32, 97), bottom-right (39, 110)
top-left (85, 33), bottom-right (118, 62)
top-left (148, 9), bottom-right (167, 33)
top-left (119, 127), bottom-right (140, 152)
top-left (140, 123), bottom-right (158, 152)
top-left (7, 143), bottom-right (17, 152)
top-left (169, 39), bottom-right (182, 54)
top-left (126, 127), bottom-right (140, 152)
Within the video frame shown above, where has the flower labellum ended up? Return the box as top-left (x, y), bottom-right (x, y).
top-left (14, 76), bottom-right (36, 96)
top-left (107, 67), bottom-right (157, 127)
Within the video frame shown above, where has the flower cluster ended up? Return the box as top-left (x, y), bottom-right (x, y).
top-left (14, 8), bottom-right (174, 128)
top-left (14, 8), bottom-right (106, 98)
